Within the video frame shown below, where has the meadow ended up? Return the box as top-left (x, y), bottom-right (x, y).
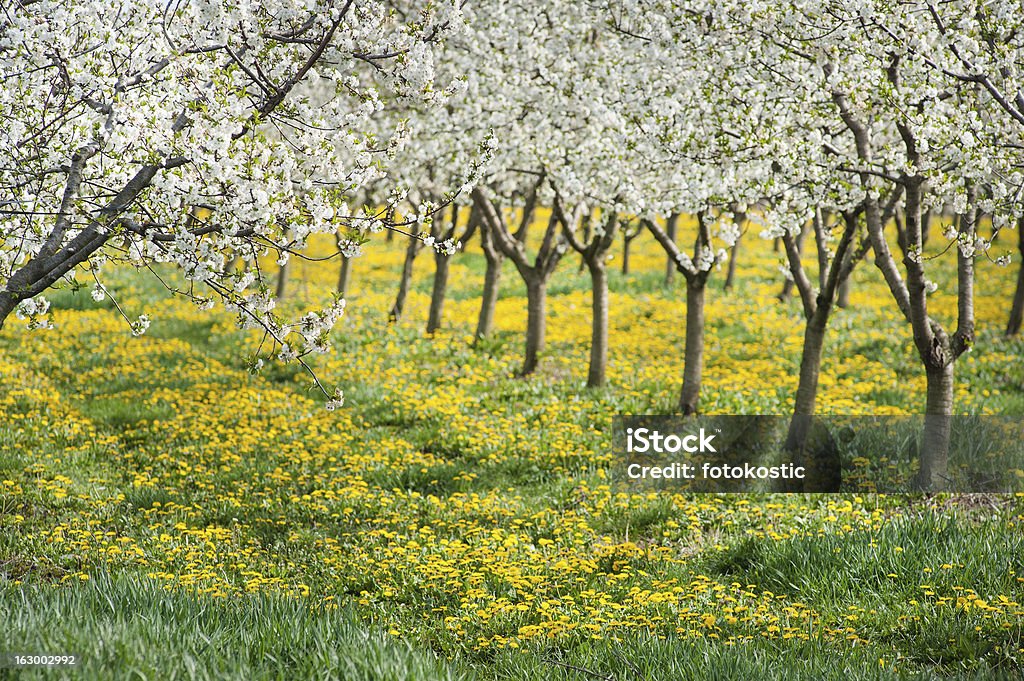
top-left (1, 217), bottom-right (1023, 680)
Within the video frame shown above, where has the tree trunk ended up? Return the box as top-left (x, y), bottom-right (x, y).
top-left (782, 311), bottom-right (844, 492)
top-left (724, 232), bottom-right (741, 291)
top-left (522, 275), bottom-right (547, 376)
top-left (664, 213), bottom-right (679, 287)
top-left (779, 226), bottom-right (809, 302)
top-left (680, 280), bottom-right (705, 415)
top-left (426, 250), bottom-right (450, 334)
top-left (337, 256), bottom-right (351, 297)
top-left (275, 259), bottom-right (289, 299)
top-left (919, 362), bottom-right (954, 491)
top-left (1007, 219), bottom-right (1024, 336)
top-left (475, 229), bottom-right (504, 341)
top-left (792, 315), bottom-right (827, 419)
top-left (578, 217), bottom-right (592, 273)
top-left (621, 235), bottom-right (632, 275)
top-left (814, 209), bottom-right (829, 290)
top-left (275, 228), bottom-right (295, 300)
top-left (390, 233), bottom-right (419, 322)
top-left (586, 259), bottom-right (609, 387)
top-left (836, 278), bottom-right (851, 309)
top-left (0, 295), bottom-right (17, 330)
top-left (784, 312), bottom-right (827, 459)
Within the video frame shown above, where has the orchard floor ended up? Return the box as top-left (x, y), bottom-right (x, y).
top-left (2, 217), bottom-right (1023, 680)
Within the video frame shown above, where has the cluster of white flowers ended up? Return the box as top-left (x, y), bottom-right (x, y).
top-left (292, 297), bottom-right (347, 355)
top-left (130, 314), bottom-right (151, 337)
top-left (325, 388), bottom-right (345, 411)
top-left (338, 239), bottom-right (364, 259)
top-left (14, 296), bottom-right (52, 330)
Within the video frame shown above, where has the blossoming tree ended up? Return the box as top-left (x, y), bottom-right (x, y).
top-left (0, 0), bottom-right (466, 403)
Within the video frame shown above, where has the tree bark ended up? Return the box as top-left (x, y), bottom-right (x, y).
top-left (337, 255), bottom-right (351, 297)
top-left (836, 278), bottom-right (851, 309)
top-left (0, 296), bottom-right (17, 330)
top-left (587, 259), bottom-right (609, 387)
top-left (476, 244), bottom-right (503, 340)
top-left (724, 231), bottom-right (741, 291)
top-left (426, 248), bottom-right (450, 334)
top-left (578, 216), bottom-right (592, 273)
top-left (814, 208), bottom-right (829, 290)
top-left (919, 362), bottom-right (954, 491)
top-left (779, 224), bottom-right (809, 302)
top-left (680, 280), bottom-right (705, 415)
top-left (836, 245), bottom-right (853, 309)
top-left (523, 275), bottom-right (547, 376)
top-left (1007, 217), bottom-right (1024, 336)
top-left (646, 214), bottom-right (712, 415)
top-left (275, 260), bottom-right (290, 299)
top-left (781, 316), bottom-right (834, 492)
top-left (792, 316), bottom-right (827, 419)
top-left (390, 230), bottom-right (420, 322)
top-left (664, 213), bottom-right (680, 287)
top-left (621, 225), bottom-right (642, 276)
top-left (274, 227), bottom-right (294, 299)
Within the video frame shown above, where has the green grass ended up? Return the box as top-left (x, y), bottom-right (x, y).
top-left (468, 636), bottom-right (1021, 681)
top-left (0, 574), bottom-right (463, 681)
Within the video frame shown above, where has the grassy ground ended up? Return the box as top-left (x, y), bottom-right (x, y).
top-left (1, 216), bottom-right (1023, 679)
top-left (2, 574), bottom-right (458, 681)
